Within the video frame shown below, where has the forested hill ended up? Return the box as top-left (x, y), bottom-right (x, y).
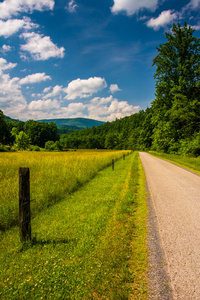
top-left (38, 118), bottom-right (105, 129)
top-left (60, 109), bottom-right (152, 150)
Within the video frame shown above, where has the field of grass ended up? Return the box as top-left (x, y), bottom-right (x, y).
top-left (149, 152), bottom-right (200, 174)
top-left (0, 150), bottom-right (128, 231)
top-left (0, 151), bottom-right (148, 299)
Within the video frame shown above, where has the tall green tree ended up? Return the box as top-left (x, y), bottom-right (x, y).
top-left (24, 120), bottom-right (59, 147)
top-left (151, 22), bottom-right (200, 151)
top-left (0, 110), bottom-right (12, 144)
top-left (16, 131), bottom-right (31, 150)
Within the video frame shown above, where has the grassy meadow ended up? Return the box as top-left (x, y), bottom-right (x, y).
top-left (149, 152), bottom-right (200, 175)
top-left (0, 151), bottom-right (149, 299)
top-left (0, 150), bottom-right (128, 231)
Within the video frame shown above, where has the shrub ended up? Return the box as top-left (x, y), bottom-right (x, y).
top-left (54, 141), bottom-right (63, 151)
top-left (30, 145), bottom-right (41, 151)
top-left (0, 144), bottom-right (9, 152)
top-left (45, 141), bottom-right (55, 151)
top-left (45, 141), bottom-right (63, 151)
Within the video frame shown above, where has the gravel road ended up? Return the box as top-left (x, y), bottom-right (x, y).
top-left (139, 152), bottom-right (200, 300)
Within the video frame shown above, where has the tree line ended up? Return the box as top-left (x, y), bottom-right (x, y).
top-left (1, 23), bottom-right (200, 155)
top-left (0, 113), bottom-right (60, 151)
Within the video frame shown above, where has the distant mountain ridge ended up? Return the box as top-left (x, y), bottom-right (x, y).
top-left (5, 116), bottom-right (20, 122)
top-left (37, 118), bottom-right (105, 129)
top-left (4, 115), bottom-right (105, 129)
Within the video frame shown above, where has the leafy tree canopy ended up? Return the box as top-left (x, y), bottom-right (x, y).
top-left (0, 110), bottom-right (12, 145)
top-left (15, 131), bottom-right (31, 150)
top-left (151, 22), bottom-right (200, 152)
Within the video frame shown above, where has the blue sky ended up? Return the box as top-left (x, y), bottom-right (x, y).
top-left (1, 0), bottom-right (200, 121)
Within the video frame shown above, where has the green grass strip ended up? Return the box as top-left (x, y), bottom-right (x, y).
top-left (0, 152), bottom-right (148, 299)
top-left (149, 151), bottom-right (200, 175)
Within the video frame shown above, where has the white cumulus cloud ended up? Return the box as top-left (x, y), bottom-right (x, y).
top-left (0, 17), bottom-right (37, 37)
top-left (87, 96), bottom-right (140, 121)
top-left (0, 57), bottom-right (17, 73)
top-left (1, 44), bottom-right (12, 53)
top-left (28, 99), bottom-right (60, 112)
top-left (43, 86), bottom-right (52, 94)
top-left (147, 10), bottom-right (177, 30)
top-left (0, 0), bottom-right (54, 20)
top-left (19, 73), bottom-right (51, 85)
top-left (111, 0), bottom-right (158, 16)
top-left (0, 59), bottom-right (27, 117)
top-left (64, 77), bottom-right (107, 100)
top-left (20, 32), bottom-right (65, 61)
top-left (0, 59), bottom-right (54, 119)
top-left (43, 85), bottom-right (63, 99)
top-left (109, 84), bottom-right (121, 93)
top-left (65, 102), bottom-right (85, 115)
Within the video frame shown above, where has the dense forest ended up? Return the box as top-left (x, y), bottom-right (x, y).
top-left (1, 23), bottom-right (200, 155)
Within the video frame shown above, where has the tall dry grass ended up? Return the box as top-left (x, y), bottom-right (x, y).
top-left (0, 150), bottom-right (127, 231)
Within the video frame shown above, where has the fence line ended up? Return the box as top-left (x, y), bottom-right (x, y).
top-left (18, 152), bottom-right (131, 241)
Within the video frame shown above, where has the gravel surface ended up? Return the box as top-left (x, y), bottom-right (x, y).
top-left (139, 152), bottom-right (200, 300)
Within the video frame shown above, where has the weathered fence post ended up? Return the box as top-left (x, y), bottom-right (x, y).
top-left (112, 159), bottom-right (114, 171)
top-left (123, 154), bottom-right (125, 160)
top-left (19, 168), bottom-right (31, 241)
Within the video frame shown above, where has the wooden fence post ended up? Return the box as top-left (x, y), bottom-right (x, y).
top-left (123, 154), bottom-right (125, 160)
top-left (112, 159), bottom-right (114, 171)
top-left (19, 168), bottom-right (31, 241)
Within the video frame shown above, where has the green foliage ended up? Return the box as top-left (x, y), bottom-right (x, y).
top-left (45, 140), bottom-right (63, 151)
top-left (60, 110), bottom-right (152, 151)
top-left (151, 22), bottom-right (200, 152)
top-left (45, 140), bottom-right (55, 150)
top-left (29, 145), bottom-right (41, 151)
top-left (0, 144), bottom-right (10, 152)
top-left (104, 132), bottom-right (119, 149)
top-left (11, 127), bottom-right (18, 137)
top-left (179, 133), bottom-right (200, 156)
top-left (24, 120), bottom-right (59, 148)
top-left (15, 131), bottom-right (31, 150)
top-left (0, 110), bottom-right (12, 145)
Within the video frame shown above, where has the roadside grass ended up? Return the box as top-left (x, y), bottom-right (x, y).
top-left (149, 152), bottom-right (200, 175)
top-left (0, 150), bottom-right (128, 231)
top-left (0, 152), bottom-right (149, 299)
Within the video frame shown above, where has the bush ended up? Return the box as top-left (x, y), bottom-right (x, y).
top-left (0, 144), bottom-right (10, 152)
top-left (30, 145), bottom-right (41, 151)
top-left (45, 141), bottom-right (63, 151)
top-left (54, 141), bottom-right (63, 151)
top-left (45, 141), bottom-right (55, 151)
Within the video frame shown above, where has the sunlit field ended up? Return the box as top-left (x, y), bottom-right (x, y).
top-left (0, 150), bottom-right (129, 231)
top-left (0, 151), bottom-right (149, 299)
